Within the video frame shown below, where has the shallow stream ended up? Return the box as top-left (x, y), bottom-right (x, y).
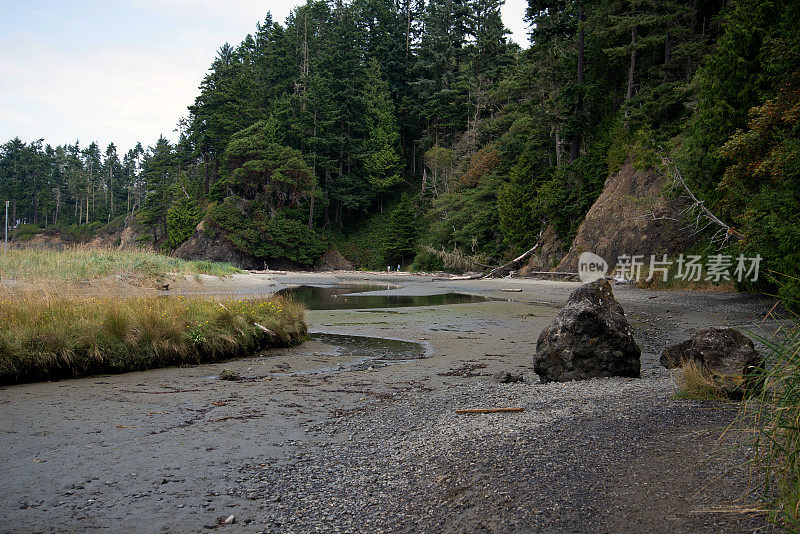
top-left (278, 282), bottom-right (488, 310)
top-left (272, 282), bottom-right (485, 374)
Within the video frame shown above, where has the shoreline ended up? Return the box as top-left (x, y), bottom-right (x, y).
top-left (0, 271), bottom-right (777, 532)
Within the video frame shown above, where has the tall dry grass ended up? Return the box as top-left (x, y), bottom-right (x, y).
top-left (0, 290), bottom-right (305, 385)
top-left (672, 360), bottom-right (732, 401)
top-left (741, 320), bottom-right (800, 528)
top-left (0, 246), bottom-right (240, 285)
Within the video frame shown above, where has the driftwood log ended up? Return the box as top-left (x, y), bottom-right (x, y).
top-left (452, 229), bottom-right (545, 280)
top-left (454, 407), bottom-right (524, 414)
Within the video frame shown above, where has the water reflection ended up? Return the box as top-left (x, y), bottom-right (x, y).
top-left (278, 283), bottom-right (488, 310)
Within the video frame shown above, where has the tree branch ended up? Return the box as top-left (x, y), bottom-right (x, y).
top-left (480, 229), bottom-right (545, 279)
top-left (660, 155), bottom-right (741, 246)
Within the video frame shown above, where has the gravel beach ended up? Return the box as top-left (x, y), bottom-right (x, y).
top-left (0, 272), bottom-right (781, 532)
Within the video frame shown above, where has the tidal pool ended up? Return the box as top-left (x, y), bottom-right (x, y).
top-left (290, 332), bottom-right (429, 374)
top-left (278, 283), bottom-right (488, 310)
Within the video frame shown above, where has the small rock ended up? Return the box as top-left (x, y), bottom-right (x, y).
top-left (218, 369), bottom-right (242, 381)
top-left (494, 371), bottom-right (523, 384)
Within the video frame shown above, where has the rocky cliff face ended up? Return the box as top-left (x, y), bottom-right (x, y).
top-left (173, 221), bottom-right (261, 269)
top-left (555, 162), bottom-right (694, 271)
top-left (173, 220), bottom-right (306, 271)
top-left (11, 214), bottom-right (149, 251)
top-left (90, 214), bottom-right (149, 250)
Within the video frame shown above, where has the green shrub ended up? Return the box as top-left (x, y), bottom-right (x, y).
top-left (337, 209), bottom-right (393, 270)
top-left (207, 197), bottom-right (327, 265)
top-left (9, 224), bottom-right (41, 242)
top-left (164, 197), bottom-right (201, 251)
top-left (416, 177), bottom-right (505, 265)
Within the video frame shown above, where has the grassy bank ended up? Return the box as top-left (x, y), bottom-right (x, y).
top-left (0, 292), bottom-right (306, 385)
top-left (742, 320), bottom-right (800, 528)
top-left (0, 247), bottom-right (241, 284)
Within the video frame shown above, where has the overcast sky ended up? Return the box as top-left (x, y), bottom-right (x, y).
top-left (0, 1), bottom-right (530, 154)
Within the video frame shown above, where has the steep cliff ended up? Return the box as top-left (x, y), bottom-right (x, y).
top-left (556, 163), bottom-right (694, 271)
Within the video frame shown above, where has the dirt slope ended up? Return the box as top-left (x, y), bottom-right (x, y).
top-left (556, 162), bottom-right (694, 271)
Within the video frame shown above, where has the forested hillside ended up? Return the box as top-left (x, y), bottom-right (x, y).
top-left (1, 0), bottom-right (798, 299)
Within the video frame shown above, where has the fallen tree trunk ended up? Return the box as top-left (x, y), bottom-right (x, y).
top-left (480, 231), bottom-right (544, 279)
top-left (444, 229), bottom-right (545, 280)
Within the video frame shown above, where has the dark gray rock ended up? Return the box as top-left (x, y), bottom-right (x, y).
top-left (661, 327), bottom-right (763, 398)
top-left (174, 220), bottom-right (261, 269)
top-left (315, 250), bottom-right (354, 271)
top-left (174, 219), bottom-right (304, 271)
top-left (534, 279), bottom-right (641, 383)
top-left (218, 369), bottom-right (243, 381)
top-left (495, 371), bottom-right (524, 384)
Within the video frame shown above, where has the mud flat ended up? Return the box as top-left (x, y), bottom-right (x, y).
top-left (0, 272), bottom-right (778, 532)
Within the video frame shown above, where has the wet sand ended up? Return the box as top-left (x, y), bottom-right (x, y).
top-left (0, 272), bottom-right (779, 532)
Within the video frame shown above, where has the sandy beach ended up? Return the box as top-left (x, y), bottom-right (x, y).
top-left (0, 272), bottom-right (779, 532)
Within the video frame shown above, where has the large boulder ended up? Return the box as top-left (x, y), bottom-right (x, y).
top-left (661, 327), bottom-right (763, 398)
top-left (315, 250), bottom-right (354, 271)
top-left (534, 279), bottom-right (641, 383)
top-left (174, 220), bottom-right (261, 269)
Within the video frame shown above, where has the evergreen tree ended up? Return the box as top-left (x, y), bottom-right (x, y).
top-left (360, 59), bottom-right (402, 205)
top-left (383, 195), bottom-right (417, 266)
top-left (141, 137), bottom-right (176, 241)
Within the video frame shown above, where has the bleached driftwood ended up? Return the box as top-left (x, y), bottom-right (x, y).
top-left (661, 155), bottom-right (741, 247)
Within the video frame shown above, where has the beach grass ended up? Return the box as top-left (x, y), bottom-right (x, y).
top-left (0, 291), bottom-right (306, 385)
top-left (0, 247), bottom-right (306, 384)
top-left (0, 246), bottom-right (241, 285)
top-left (740, 321), bottom-right (800, 528)
top-left (672, 360), bottom-right (731, 401)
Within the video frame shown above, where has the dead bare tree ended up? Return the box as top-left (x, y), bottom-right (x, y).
top-left (480, 229), bottom-right (545, 279)
top-left (660, 154), bottom-right (741, 247)
top-left (446, 229), bottom-right (546, 280)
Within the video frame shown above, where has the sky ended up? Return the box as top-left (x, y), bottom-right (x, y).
top-left (0, 1), bottom-right (530, 154)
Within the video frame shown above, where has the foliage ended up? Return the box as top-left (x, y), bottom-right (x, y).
top-left (417, 176), bottom-right (505, 263)
top-left (678, 0), bottom-right (800, 200)
top-left (718, 72), bottom-right (800, 309)
top-left (360, 59), bottom-right (403, 194)
top-left (336, 196), bottom-right (418, 270)
top-left (222, 119), bottom-right (317, 211)
top-left (207, 198), bottom-right (327, 265)
top-left (383, 196), bottom-right (417, 267)
top-left (459, 145), bottom-right (500, 187)
top-left (164, 196), bottom-right (201, 252)
top-left (8, 224), bottom-right (40, 242)
top-left (337, 209), bottom-right (393, 270)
